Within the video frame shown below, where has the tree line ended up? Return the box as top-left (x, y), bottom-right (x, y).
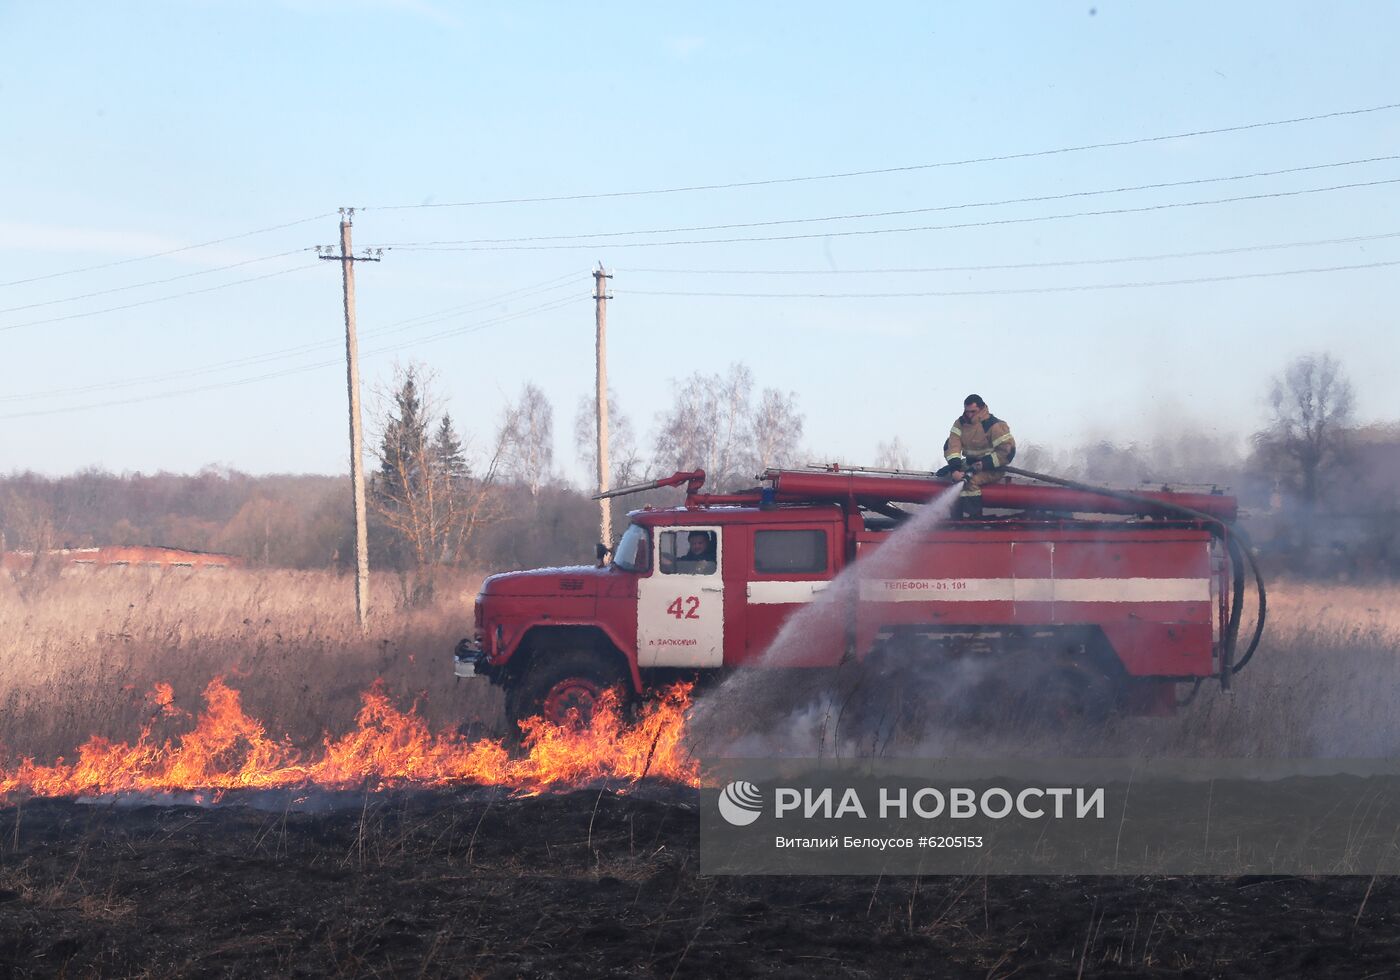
top-left (1, 354), bottom-right (1395, 588)
top-left (0, 361), bottom-right (808, 604)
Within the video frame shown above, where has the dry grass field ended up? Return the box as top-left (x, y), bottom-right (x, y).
top-left (1266, 578), bottom-right (1400, 637)
top-left (1138, 577), bottom-right (1400, 758)
top-left (0, 566), bottom-right (493, 763)
top-left (1, 565), bottom-right (1398, 767)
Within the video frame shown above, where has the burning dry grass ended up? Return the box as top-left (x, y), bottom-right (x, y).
top-left (0, 566), bottom-right (697, 800)
top-left (0, 679), bottom-right (695, 800)
top-left (1, 565), bottom-right (1397, 800)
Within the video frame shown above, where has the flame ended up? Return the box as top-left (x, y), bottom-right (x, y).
top-left (0, 678), bottom-right (698, 802)
top-left (147, 682), bottom-right (183, 718)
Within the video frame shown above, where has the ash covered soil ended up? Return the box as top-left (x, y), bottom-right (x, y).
top-left (1, 786), bottom-right (1398, 978)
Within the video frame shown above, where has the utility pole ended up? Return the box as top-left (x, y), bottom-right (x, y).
top-left (318, 208), bottom-right (381, 630)
top-left (593, 264), bottom-right (613, 549)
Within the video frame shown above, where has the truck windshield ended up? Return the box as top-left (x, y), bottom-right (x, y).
top-left (612, 523), bottom-right (650, 573)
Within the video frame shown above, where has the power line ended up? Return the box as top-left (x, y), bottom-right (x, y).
top-left (0, 250), bottom-right (309, 315)
top-left (0, 272), bottom-right (585, 404)
top-left (0, 264), bottom-right (321, 332)
top-left (6, 101), bottom-right (1394, 296)
top-left (383, 176), bottom-right (1400, 251)
top-left (367, 155), bottom-right (1400, 247)
top-left (366, 294), bottom-right (579, 351)
top-left (617, 230), bottom-right (1400, 276)
top-left (0, 213), bottom-right (334, 290)
top-left (4, 293), bottom-right (581, 413)
top-left (0, 294), bottom-right (580, 420)
top-left (365, 273), bottom-right (582, 335)
top-left (0, 277), bottom-right (582, 406)
top-left (363, 101), bottom-right (1400, 211)
top-left (623, 257), bottom-right (1400, 298)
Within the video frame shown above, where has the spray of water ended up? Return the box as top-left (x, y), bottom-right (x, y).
top-left (764, 484), bottom-right (963, 668)
top-left (687, 484), bottom-right (963, 757)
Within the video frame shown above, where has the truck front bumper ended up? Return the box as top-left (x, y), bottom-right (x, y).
top-left (454, 637), bottom-right (488, 679)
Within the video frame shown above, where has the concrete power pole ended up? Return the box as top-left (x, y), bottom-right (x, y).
top-left (319, 208), bottom-right (380, 630)
top-left (593, 264), bottom-right (614, 549)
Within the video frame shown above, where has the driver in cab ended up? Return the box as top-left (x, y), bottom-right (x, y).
top-left (672, 531), bottom-right (716, 574)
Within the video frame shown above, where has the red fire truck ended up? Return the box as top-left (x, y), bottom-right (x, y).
top-left (454, 466), bottom-right (1265, 731)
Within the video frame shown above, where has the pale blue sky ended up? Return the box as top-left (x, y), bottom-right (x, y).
top-left (2, 1), bottom-right (1397, 482)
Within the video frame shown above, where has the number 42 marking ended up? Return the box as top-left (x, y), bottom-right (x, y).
top-left (666, 596), bottom-right (700, 620)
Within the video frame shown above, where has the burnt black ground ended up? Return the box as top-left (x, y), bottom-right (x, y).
top-left (0, 786), bottom-right (1397, 978)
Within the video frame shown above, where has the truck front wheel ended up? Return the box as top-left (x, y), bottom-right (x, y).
top-left (506, 649), bottom-right (630, 735)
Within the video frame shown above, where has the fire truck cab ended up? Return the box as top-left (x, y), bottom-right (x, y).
top-left (454, 467), bottom-right (1264, 732)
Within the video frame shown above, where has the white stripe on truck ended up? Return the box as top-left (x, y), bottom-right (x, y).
top-left (747, 581), bottom-right (830, 604)
top-left (745, 578), bottom-right (1211, 604)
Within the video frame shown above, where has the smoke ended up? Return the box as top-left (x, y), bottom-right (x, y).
top-left (1110, 610), bottom-right (1400, 759)
top-left (691, 584), bottom-right (1400, 762)
top-left (684, 479), bottom-right (1400, 764)
top-left (1015, 429), bottom-right (1246, 492)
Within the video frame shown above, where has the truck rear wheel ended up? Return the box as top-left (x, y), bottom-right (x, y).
top-left (1031, 664), bottom-right (1117, 726)
top-left (506, 649), bottom-right (630, 736)
top-left (984, 659), bottom-right (1117, 728)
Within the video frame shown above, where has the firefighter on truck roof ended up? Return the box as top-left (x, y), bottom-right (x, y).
top-left (942, 393), bottom-right (1016, 520)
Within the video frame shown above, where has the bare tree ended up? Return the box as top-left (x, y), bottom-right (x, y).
top-left (1252, 353), bottom-right (1355, 507)
top-left (750, 386), bottom-right (804, 475)
top-left (713, 363), bottom-right (755, 483)
top-left (214, 495), bottom-right (299, 566)
top-left (872, 437), bottom-right (912, 471)
top-left (370, 365), bottom-right (505, 604)
top-left (653, 363), bottom-right (804, 490)
top-left (0, 487), bottom-right (53, 554)
top-left (500, 383), bottom-right (555, 496)
top-left (574, 387), bottom-right (646, 488)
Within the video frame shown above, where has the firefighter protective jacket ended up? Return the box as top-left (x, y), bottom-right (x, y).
top-left (944, 407), bottom-right (1016, 471)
